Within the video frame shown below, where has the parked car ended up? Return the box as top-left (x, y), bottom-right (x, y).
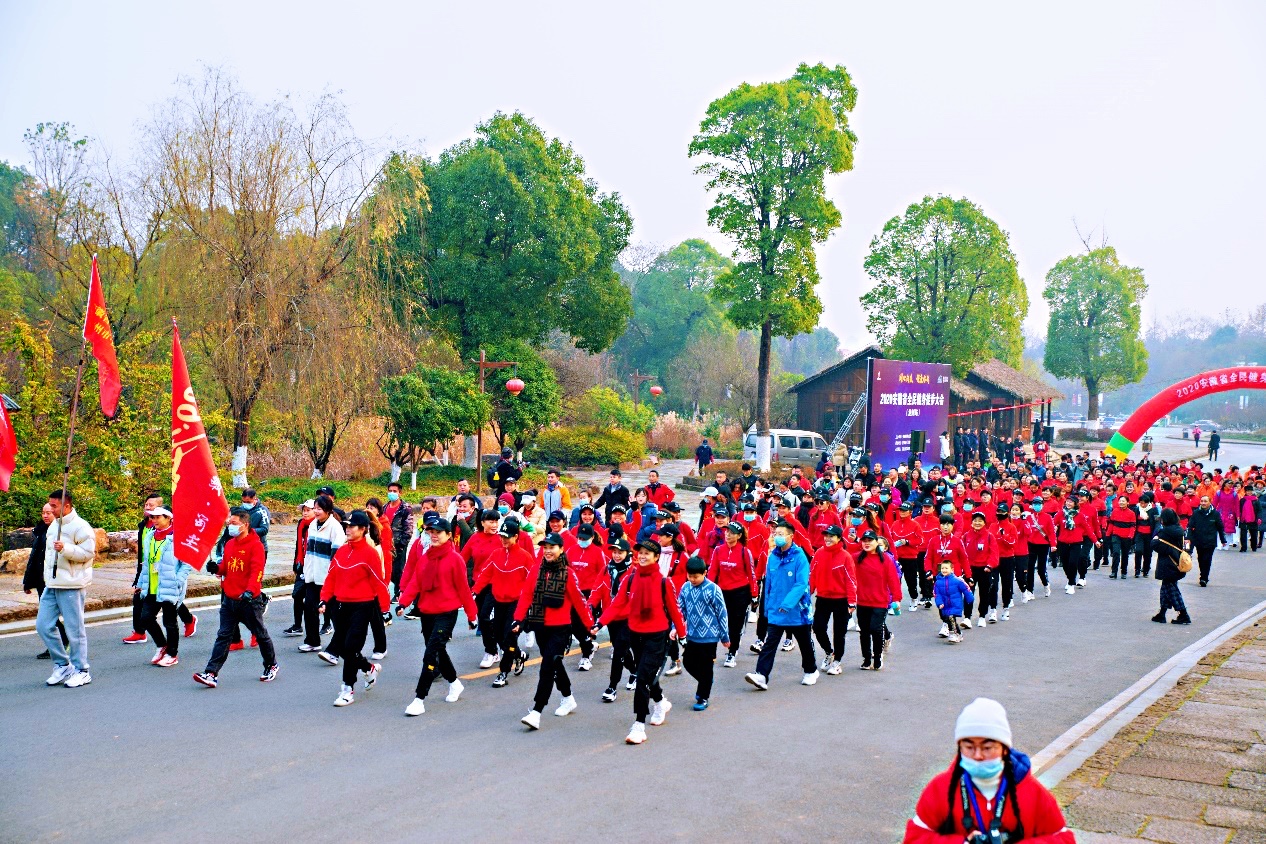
top-left (743, 428), bottom-right (830, 466)
top-left (1189, 419), bottom-right (1218, 428)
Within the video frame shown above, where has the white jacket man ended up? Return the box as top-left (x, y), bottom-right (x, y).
top-left (38, 494), bottom-right (96, 688)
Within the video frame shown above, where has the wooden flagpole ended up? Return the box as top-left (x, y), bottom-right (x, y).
top-left (53, 256), bottom-right (96, 575)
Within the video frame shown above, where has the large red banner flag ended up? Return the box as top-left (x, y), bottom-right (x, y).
top-left (84, 255), bottom-right (121, 418)
top-left (171, 321), bottom-right (228, 568)
top-left (0, 400), bottom-right (15, 492)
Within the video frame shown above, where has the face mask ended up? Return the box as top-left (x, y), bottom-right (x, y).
top-left (387, 492), bottom-right (399, 502)
top-left (960, 755), bottom-right (1004, 781)
top-left (964, 504), bottom-right (974, 512)
top-left (743, 513), bottom-right (756, 522)
top-left (227, 524), bottom-right (242, 537)
top-left (242, 501), bottom-right (256, 510)
top-left (579, 497), bottom-right (589, 505)
top-left (773, 534), bottom-right (788, 548)
top-left (850, 517), bottom-right (863, 526)
top-left (578, 539), bottom-right (592, 549)
top-left (497, 505), bottom-right (509, 515)
top-left (880, 494), bottom-right (890, 502)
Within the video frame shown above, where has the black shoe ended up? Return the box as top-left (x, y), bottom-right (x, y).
top-left (749, 641), bottom-right (763, 654)
top-left (873, 657), bottom-right (883, 671)
top-left (1134, 573), bottom-right (1140, 578)
top-left (282, 625), bottom-right (303, 637)
top-left (36, 649), bottom-right (51, 660)
top-left (319, 623), bottom-right (332, 636)
top-left (513, 650), bottom-right (526, 676)
top-left (860, 659), bottom-right (872, 670)
top-left (403, 605), bottom-right (421, 620)
top-left (491, 672), bottom-right (508, 688)
top-left (1109, 574), bottom-right (1117, 579)
top-left (1199, 580), bottom-right (1208, 587)
top-left (1152, 612), bottom-right (1167, 623)
top-left (1172, 612), bottom-right (1192, 625)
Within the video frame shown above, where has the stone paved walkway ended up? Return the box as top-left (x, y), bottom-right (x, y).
top-left (1055, 619), bottom-right (1266, 844)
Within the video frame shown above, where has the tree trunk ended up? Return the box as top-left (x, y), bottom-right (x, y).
top-left (231, 409), bottom-right (251, 489)
top-left (461, 435), bottom-right (478, 469)
top-left (1085, 377), bottom-right (1100, 423)
top-left (310, 468), bottom-right (323, 480)
top-left (390, 462), bottom-right (402, 482)
top-left (410, 470), bottom-right (417, 490)
top-left (755, 318), bottom-right (773, 472)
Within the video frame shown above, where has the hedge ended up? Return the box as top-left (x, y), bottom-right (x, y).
top-left (527, 426), bottom-right (645, 468)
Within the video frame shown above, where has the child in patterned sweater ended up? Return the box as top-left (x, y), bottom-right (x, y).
top-left (678, 556), bottom-right (730, 711)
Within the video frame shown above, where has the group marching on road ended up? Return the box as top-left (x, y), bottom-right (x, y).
top-left (26, 442), bottom-right (1250, 747)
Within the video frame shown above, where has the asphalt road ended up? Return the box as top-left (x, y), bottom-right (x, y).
top-left (3, 547), bottom-right (1265, 844)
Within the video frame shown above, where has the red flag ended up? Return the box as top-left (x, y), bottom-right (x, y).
top-left (0, 400), bottom-right (15, 492)
top-left (84, 255), bottom-right (122, 418)
top-left (171, 322), bottom-right (228, 568)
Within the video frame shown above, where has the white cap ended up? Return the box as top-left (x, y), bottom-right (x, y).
top-left (954, 697), bottom-right (1012, 747)
top-left (301, 499), bottom-right (315, 509)
top-left (703, 487), bottom-right (719, 497)
top-left (150, 506), bottom-right (173, 518)
top-left (520, 494), bottom-right (536, 505)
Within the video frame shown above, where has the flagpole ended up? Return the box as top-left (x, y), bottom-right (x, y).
top-left (54, 254), bottom-right (96, 571)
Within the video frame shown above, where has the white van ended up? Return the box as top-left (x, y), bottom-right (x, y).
top-left (743, 427), bottom-right (829, 466)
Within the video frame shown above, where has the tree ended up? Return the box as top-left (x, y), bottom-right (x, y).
top-left (413, 112), bottom-right (633, 354)
top-left (1043, 245), bottom-right (1148, 421)
top-left (774, 326), bottom-right (843, 377)
top-left (378, 365), bottom-right (491, 489)
top-left (688, 63), bottom-right (858, 469)
top-left (481, 339), bottom-right (562, 454)
top-left (860, 195), bottom-right (1027, 375)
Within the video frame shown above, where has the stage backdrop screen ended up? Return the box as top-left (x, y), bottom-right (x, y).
top-left (865, 358), bottom-right (952, 470)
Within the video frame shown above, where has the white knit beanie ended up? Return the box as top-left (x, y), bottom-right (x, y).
top-left (954, 697), bottom-right (1012, 747)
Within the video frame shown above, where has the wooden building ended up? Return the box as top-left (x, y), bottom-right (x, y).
top-left (790, 349), bottom-right (1063, 446)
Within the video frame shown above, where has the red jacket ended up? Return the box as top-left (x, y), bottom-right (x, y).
top-left (674, 519), bottom-right (698, 555)
top-left (462, 531), bottom-right (504, 582)
top-left (515, 560), bottom-right (594, 628)
top-left (996, 519), bottom-right (1021, 558)
top-left (903, 759), bottom-right (1073, 844)
top-left (220, 530), bottom-right (267, 600)
top-left (1054, 509), bottom-right (1095, 544)
top-left (805, 506), bottom-right (842, 550)
top-left (1106, 503), bottom-right (1136, 539)
top-left (567, 542), bottom-right (609, 592)
top-left (377, 519), bottom-right (393, 579)
top-left (925, 533), bottom-right (969, 577)
top-left (962, 526), bottom-right (999, 569)
top-left (854, 549), bottom-right (902, 608)
top-left (644, 482), bottom-right (675, 508)
top-left (294, 515), bottom-right (314, 570)
top-left (707, 542), bottom-right (757, 595)
top-left (743, 518), bottom-right (770, 578)
top-left (398, 541), bottom-right (479, 618)
top-left (1026, 510), bottom-right (1056, 547)
top-left (320, 538), bottom-right (391, 612)
top-left (809, 542), bottom-right (858, 602)
top-left (889, 515), bottom-right (924, 560)
top-left (598, 563), bottom-right (687, 636)
top-left (471, 544), bottom-right (534, 603)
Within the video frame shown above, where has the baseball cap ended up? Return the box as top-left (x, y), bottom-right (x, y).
top-left (497, 521), bottom-right (521, 538)
top-left (426, 517), bottom-right (452, 532)
top-left (538, 531), bottom-right (564, 547)
top-left (343, 510), bottom-right (371, 528)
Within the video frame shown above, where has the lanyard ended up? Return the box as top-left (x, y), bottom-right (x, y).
top-left (961, 773), bottom-right (1007, 838)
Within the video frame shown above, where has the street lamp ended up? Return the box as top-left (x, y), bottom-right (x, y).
top-left (629, 370), bottom-right (657, 407)
top-left (474, 349), bottom-right (519, 494)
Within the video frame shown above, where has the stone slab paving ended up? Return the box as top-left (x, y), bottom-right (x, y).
top-left (1055, 620), bottom-right (1266, 843)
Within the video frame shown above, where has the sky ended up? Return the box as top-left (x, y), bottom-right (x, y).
top-left (2, 1), bottom-right (1263, 353)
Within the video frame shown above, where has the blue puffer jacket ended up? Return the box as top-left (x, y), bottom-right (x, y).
top-left (139, 529), bottom-right (194, 604)
top-left (934, 573), bottom-right (974, 617)
top-left (764, 542), bottom-right (812, 625)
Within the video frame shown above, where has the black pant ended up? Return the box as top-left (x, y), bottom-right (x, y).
top-left (205, 594), bottom-right (276, 674)
top-left (132, 590), bottom-right (192, 634)
top-left (303, 581), bottom-right (324, 647)
top-left (369, 606), bottom-right (387, 654)
top-left (1028, 546), bottom-right (1049, 588)
top-left (1134, 536), bottom-right (1153, 576)
top-left (812, 596), bottom-right (851, 659)
top-left (36, 585), bottom-right (68, 646)
top-left (854, 606), bottom-right (885, 663)
top-left (721, 587), bottom-right (751, 655)
top-left (754, 578), bottom-right (768, 642)
top-left (1093, 538), bottom-right (1107, 569)
top-left (569, 599), bottom-right (594, 659)
top-left (899, 557), bottom-right (929, 603)
top-left (607, 619), bottom-right (635, 687)
top-left (415, 610), bottom-right (458, 699)
top-left (1079, 540), bottom-right (1093, 578)
top-left (291, 575), bottom-right (305, 627)
top-left (331, 600), bottom-right (377, 687)
top-left (139, 595), bottom-right (181, 656)
top-left (998, 556), bottom-right (1016, 607)
top-left (477, 586), bottom-right (498, 656)
top-left (1241, 522), bottom-right (1257, 551)
top-left (1196, 544), bottom-right (1215, 583)
top-left (1108, 535), bottom-right (1131, 577)
top-left (1058, 542), bottom-right (1079, 585)
top-left (629, 630), bottom-right (668, 721)
top-left (494, 600), bottom-right (521, 673)
top-left (683, 640), bottom-right (718, 700)
top-left (532, 624), bottom-right (572, 712)
top-left (970, 566), bottom-right (996, 615)
top-left (754, 623), bottom-right (815, 679)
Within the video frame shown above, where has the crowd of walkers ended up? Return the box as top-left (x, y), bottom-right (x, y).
top-left (25, 441), bottom-right (1250, 748)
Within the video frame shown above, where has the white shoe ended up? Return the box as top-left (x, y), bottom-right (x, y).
top-left (405, 697), bottom-right (425, 716)
top-left (524, 631), bottom-right (536, 649)
top-left (948, 632), bottom-right (962, 643)
top-left (625, 677), bottom-right (637, 691)
top-left (801, 670), bottom-right (820, 686)
top-left (64, 670), bottom-right (91, 688)
top-left (1001, 609), bottom-right (1010, 621)
top-left (479, 652), bottom-right (498, 669)
top-left (578, 657), bottom-right (593, 672)
top-left (151, 646), bottom-right (166, 665)
top-left (664, 659), bottom-right (682, 676)
top-left (364, 663), bottom-right (381, 690)
top-left (554, 695), bottom-right (578, 717)
top-left (445, 679), bottom-right (464, 703)
top-left (1045, 585), bottom-right (1052, 597)
top-left (847, 617), bottom-right (860, 632)
top-left (625, 721), bottom-right (647, 744)
top-left (937, 623), bottom-right (950, 638)
top-left (820, 654), bottom-right (833, 671)
top-left (987, 609), bottom-right (998, 624)
top-left (156, 653), bottom-right (179, 667)
top-left (371, 650), bottom-right (387, 660)
top-left (723, 653), bottom-right (737, 668)
top-left (780, 638), bottom-right (795, 652)
top-left (961, 617), bottom-right (973, 629)
top-left (1006, 599), bottom-right (1015, 609)
top-left (46, 664), bottom-right (76, 686)
top-left (826, 661), bottom-right (842, 675)
top-left (333, 685), bottom-right (354, 707)
top-left (648, 698), bottom-right (671, 726)
top-left (521, 709), bottom-right (541, 729)
top-left (908, 602), bottom-right (919, 612)
top-left (317, 650), bottom-right (338, 666)
top-left (1065, 584), bottom-right (1076, 595)
top-left (744, 672), bottom-right (769, 690)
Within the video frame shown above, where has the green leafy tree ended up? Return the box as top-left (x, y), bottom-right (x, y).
top-left (569, 387), bottom-right (655, 434)
top-left (1043, 246), bottom-right (1148, 421)
top-left (860, 195), bottom-right (1027, 375)
top-left (688, 63), bottom-right (858, 467)
top-left (773, 326), bottom-right (843, 377)
top-left (378, 365), bottom-right (491, 488)
top-left (482, 339), bottom-right (562, 453)
top-left (417, 112), bottom-right (633, 354)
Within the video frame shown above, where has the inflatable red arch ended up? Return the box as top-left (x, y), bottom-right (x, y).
top-left (1105, 366), bottom-right (1266, 460)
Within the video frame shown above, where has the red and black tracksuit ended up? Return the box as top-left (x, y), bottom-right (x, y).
top-left (963, 526), bottom-right (1000, 617)
top-left (516, 560), bottom-right (594, 714)
top-left (320, 538), bottom-right (391, 687)
top-left (890, 515), bottom-right (927, 604)
top-left (809, 542), bottom-right (857, 660)
top-left (399, 541), bottom-right (480, 700)
top-left (205, 530), bottom-right (275, 675)
top-left (707, 541), bottom-right (757, 657)
top-left (599, 564), bottom-right (686, 722)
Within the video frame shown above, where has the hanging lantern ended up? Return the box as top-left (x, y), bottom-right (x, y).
top-left (649, 385), bottom-right (663, 397)
top-left (505, 377), bottom-right (525, 396)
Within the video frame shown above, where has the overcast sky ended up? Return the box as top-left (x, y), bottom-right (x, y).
top-left (2, 1), bottom-right (1262, 352)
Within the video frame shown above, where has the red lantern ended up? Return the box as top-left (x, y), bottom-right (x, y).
top-left (505, 377), bottom-right (525, 396)
top-left (649, 385), bottom-right (663, 397)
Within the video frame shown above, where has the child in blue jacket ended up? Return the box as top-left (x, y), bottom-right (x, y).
top-left (933, 560), bottom-right (973, 644)
top-left (678, 556), bottom-right (730, 710)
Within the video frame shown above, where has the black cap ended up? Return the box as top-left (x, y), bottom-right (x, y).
top-left (725, 521), bottom-right (744, 535)
top-left (636, 539), bottom-right (662, 556)
top-left (608, 536), bottom-right (631, 552)
top-left (426, 517), bottom-right (452, 532)
top-left (996, 503), bottom-right (1009, 516)
top-left (685, 556), bottom-right (707, 575)
top-left (579, 502), bottom-right (596, 512)
top-left (317, 485), bottom-right (336, 497)
top-left (849, 494), bottom-right (863, 506)
top-left (548, 509), bottom-right (566, 523)
top-left (657, 523), bottom-right (680, 538)
top-left (741, 501), bottom-right (756, 511)
top-left (497, 520), bottom-right (521, 538)
top-left (342, 509), bottom-right (371, 528)
top-left (771, 518), bottom-right (792, 530)
top-left (479, 508), bottom-right (500, 522)
top-left (860, 530), bottom-right (878, 541)
top-left (538, 531), bottom-right (564, 547)
top-left (822, 524), bottom-right (844, 538)
top-left (921, 498), bottom-right (936, 508)
top-left (899, 501), bottom-right (913, 511)
top-left (611, 504), bottom-right (627, 514)
top-left (577, 524), bottom-right (596, 540)
top-left (662, 502), bottom-right (682, 513)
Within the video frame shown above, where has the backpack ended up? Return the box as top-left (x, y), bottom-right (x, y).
top-left (1156, 537), bottom-right (1193, 573)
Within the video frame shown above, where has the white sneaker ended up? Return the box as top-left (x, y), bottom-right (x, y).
top-left (46, 664), bottom-right (76, 686)
top-left (826, 661), bottom-right (842, 675)
top-left (1065, 584), bottom-right (1076, 595)
top-left (937, 623), bottom-right (950, 638)
top-left (801, 670), bottom-right (820, 686)
top-left (744, 672), bottom-right (769, 690)
top-left (333, 685), bottom-right (355, 707)
top-left (524, 631), bottom-right (536, 649)
top-left (664, 659), bottom-right (682, 676)
top-left (649, 698), bottom-right (671, 726)
top-left (578, 657), bottom-right (593, 672)
top-left (908, 602), bottom-right (919, 612)
top-left (371, 650), bottom-right (388, 660)
top-left (987, 609), bottom-right (998, 624)
top-left (723, 654), bottom-right (737, 668)
top-left (1045, 585), bottom-right (1052, 597)
top-left (1077, 577), bottom-right (1086, 587)
top-left (64, 670), bottom-right (91, 688)
top-left (405, 697), bottom-right (426, 716)
top-left (625, 721), bottom-right (647, 744)
top-left (820, 654), bottom-right (833, 671)
top-left (445, 679), bottom-right (464, 703)
top-left (364, 663), bottom-right (380, 690)
top-left (554, 695), bottom-right (578, 717)
top-left (317, 650), bottom-right (338, 666)
top-left (625, 677), bottom-right (637, 691)
top-left (847, 617), bottom-right (860, 632)
top-left (961, 617), bottom-right (973, 629)
top-left (780, 638), bottom-right (794, 652)
top-left (479, 652), bottom-right (498, 669)
top-left (1001, 609), bottom-right (1010, 621)
top-left (151, 646), bottom-right (166, 665)
top-left (948, 632), bottom-right (962, 643)
top-left (156, 653), bottom-right (179, 667)
top-left (521, 709), bottom-right (541, 730)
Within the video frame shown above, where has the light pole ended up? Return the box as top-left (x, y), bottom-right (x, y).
top-left (474, 349), bottom-right (520, 494)
top-left (629, 370), bottom-right (657, 407)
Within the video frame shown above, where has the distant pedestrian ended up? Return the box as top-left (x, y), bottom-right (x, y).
top-left (1209, 429), bottom-right (1221, 461)
top-left (1192, 425), bottom-right (1202, 449)
top-left (1151, 508), bottom-right (1191, 625)
top-left (1186, 494), bottom-right (1224, 587)
top-left (37, 490), bottom-right (96, 689)
top-left (695, 438), bottom-right (714, 475)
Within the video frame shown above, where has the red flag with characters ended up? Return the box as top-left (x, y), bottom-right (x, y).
top-left (171, 322), bottom-right (228, 568)
top-left (84, 255), bottom-right (122, 418)
top-left (0, 400), bottom-right (15, 492)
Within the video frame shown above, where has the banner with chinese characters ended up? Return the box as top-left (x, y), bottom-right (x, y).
top-left (170, 321), bottom-right (228, 568)
top-left (865, 358), bottom-right (952, 471)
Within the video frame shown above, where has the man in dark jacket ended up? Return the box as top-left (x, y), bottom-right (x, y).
top-left (1186, 495), bottom-right (1225, 587)
top-left (23, 502), bottom-right (67, 658)
top-left (489, 448), bottom-right (522, 495)
top-left (593, 469), bottom-right (631, 524)
top-left (1208, 430), bottom-right (1221, 461)
top-left (695, 439), bottom-right (714, 473)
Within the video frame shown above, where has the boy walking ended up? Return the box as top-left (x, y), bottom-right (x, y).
top-left (933, 561), bottom-right (974, 644)
top-left (677, 556), bottom-right (729, 711)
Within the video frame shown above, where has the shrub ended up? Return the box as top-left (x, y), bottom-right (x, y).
top-left (648, 412), bottom-right (702, 458)
top-left (1054, 426), bottom-right (1119, 444)
top-left (567, 387), bottom-right (655, 434)
top-left (527, 426), bottom-right (646, 468)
